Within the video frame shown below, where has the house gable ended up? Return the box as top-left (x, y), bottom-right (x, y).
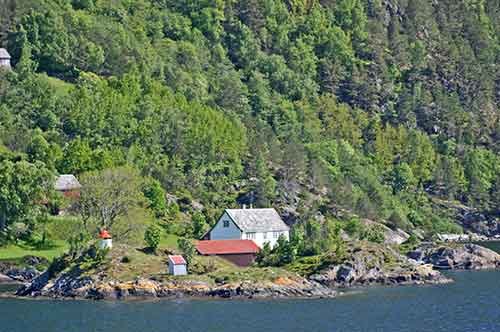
top-left (209, 211), bottom-right (242, 240)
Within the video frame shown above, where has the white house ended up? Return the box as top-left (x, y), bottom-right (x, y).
top-left (0, 48), bottom-right (11, 69)
top-left (206, 208), bottom-right (289, 248)
top-left (168, 255), bottom-right (187, 276)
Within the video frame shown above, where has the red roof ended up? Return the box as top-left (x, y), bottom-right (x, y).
top-left (196, 240), bottom-right (260, 255)
top-left (98, 230), bottom-right (112, 239)
top-left (168, 255), bottom-right (187, 265)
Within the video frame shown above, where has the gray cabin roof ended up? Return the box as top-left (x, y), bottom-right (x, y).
top-left (225, 208), bottom-right (289, 233)
top-left (0, 48), bottom-right (11, 59)
top-left (54, 174), bottom-right (81, 191)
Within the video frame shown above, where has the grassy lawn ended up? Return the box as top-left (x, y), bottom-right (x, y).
top-left (0, 240), bottom-right (68, 261)
top-left (43, 75), bottom-right (73, 97)
top-left (0, 231), bottom-right (179, 264)
top-left (159, 233), bottom-right (181, 250)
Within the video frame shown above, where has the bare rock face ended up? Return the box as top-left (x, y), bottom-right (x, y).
top-left (411, 243), bottom-right (500, 270)
top-left (5, 267), bottom-right (40, 282)
top-left (309, 242), bottom-right (450, 288)
top-left (17, 271), bottom-right (336, 300)
top-left (0, 256), bottom-right (47, 283)
top-left (0, 273), bottom-right (16, 284)
top-left (461, 213), bottom-right (500, 237)
top-left (361, 219), bottom-right (410, 245)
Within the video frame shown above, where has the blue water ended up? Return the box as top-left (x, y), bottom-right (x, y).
top-left (1, 270), bottom-right (500, 332)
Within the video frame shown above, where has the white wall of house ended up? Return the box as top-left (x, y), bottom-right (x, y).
top-left (243, 230), bottom-right (289, 248)
top-left (169, 264), bottom-right (187, 276)
top-left (209, 212), bottom-right (242, 240)
top-left (0, 59), bottom-right (10, 68)
top-left (99, 239), bottom-right (113, 250)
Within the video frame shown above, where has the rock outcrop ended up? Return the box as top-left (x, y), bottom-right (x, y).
top-left (432, 198), bottom-right (500, 238)
top-left (0, 273), bottom-right (16, 284)
top-left (4, 267), bottom-right (40, 282)
top-left (361, 219), bottom-right (410, 245)
top-left (409, 243), bottom-right (500, 270)
top-left (17, 274), bottom-right (336, 300)
top-left (309, 242), bottom-right (450, 288)
top-left (0, 256), bottom-right (47, 283)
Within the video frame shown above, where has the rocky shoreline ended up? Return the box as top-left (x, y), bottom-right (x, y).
top-left (0, 273), bottom-right (19, 285)
top-left (15, 274), bottom-right (337, 300)
top-left (4, 242), bottom-right (500, 301)
top-left (309, 242), bottom-right (452, 288)
top-left (409, 243), bottom-right (500, 270)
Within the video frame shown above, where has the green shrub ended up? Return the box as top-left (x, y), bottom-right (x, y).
top-left (399, 234), bottom-right (420, 254)
top-left (344, 218), bottom-right (362, 236)
top-left (121, 256), bottom-right (131, 263)
top-left (144, 224), bottom-right (162, 252)
top-left (178, 237), bottom-right (195, 265)
top-left (188, 257), bottom-right (217, 275)
top-left (361, 224), bottom-right (386, 244)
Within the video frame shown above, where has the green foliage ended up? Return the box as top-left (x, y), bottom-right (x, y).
top-left (191, 212), bottom-right (208, 239)
top-left (144, 224), bottom-right (162, 252)
top-left (360, 224), bottom-right (385, 244)
top-left (142, 178), bottom-right (167, 218)
top-left (0, 160), bottom-right (54, 240)
top-left (67, 232), bottom-right (90, 259)
top-left (344, 218), bottom-right (362, 237)
top-left (177, 237), bottom-right (195, 265)
top-left (121, 255), bottom-right (131, 264)
top-left (0, 0), bottom-right (498, 246)
top-left (256, 234), bottom-right (300, 267)
top-left (77, 167), bottom-right (146, 238)
top-left (399, 234), bottom-right (420, 255)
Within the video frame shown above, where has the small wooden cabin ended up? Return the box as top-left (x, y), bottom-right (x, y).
top-left (168, 255), bottom-right (187, 275)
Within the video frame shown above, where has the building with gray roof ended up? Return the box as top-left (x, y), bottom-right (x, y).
top-left (206, 208), bottom-right (289, 248)
top-left (54, 174), bottom-right (82, 192)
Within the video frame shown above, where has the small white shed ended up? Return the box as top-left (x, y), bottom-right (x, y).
top-left (168, 255), bottom-right (187, 276)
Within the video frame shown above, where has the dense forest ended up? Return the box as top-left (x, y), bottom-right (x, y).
top-left (0, 0), bottom-right (498, 248)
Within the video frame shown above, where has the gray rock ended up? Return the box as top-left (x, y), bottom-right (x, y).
top-left (0, 273), bottom-right (15, 284)
top-left (419, 243), bottom-right (500, 270)
top-left (6, 267), bottom-right (40, 282)
top-left (310, 243), bottom-right (449, 288)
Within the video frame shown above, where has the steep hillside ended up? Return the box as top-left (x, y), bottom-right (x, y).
top-left (0, 0), bottom-right (498, 240)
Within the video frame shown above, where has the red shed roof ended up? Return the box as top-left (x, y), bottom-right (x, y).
top-left (168, 255), bottom-right (187, 265)
top-left (98, 230), bottom-right (112, 239)
top-left (196, 240), bottom-right (260, 255)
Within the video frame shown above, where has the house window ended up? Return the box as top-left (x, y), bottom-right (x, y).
top-left (273, 231), bottom-right (280, 238)
top-left (247, 232), bottom-right (256, 240)
top-left (263, 232), bottom-right (267, 240)
top-left (223, 220), bottom-right (230, 228)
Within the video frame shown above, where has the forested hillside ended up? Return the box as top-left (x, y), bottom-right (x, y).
top-left (0, 0), bottom-right (498, 243)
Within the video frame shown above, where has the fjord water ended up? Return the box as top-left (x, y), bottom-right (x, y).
top-left (1, 270), bottom-right (500, 332)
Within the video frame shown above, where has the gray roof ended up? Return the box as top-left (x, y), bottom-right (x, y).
top-left (54, 174), bottom-right (81, 191)
top-left (225, 208), bottom-right (289, 233)
top-left (0, 48), bottom-right (11, 59)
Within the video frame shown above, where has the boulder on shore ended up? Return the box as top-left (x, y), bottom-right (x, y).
top-left (0, 273), bottom-right (16, 284)
top-left (309, 242), bottom-right (450, 288)
top-left (408, 243), bottom-right (500, 270)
